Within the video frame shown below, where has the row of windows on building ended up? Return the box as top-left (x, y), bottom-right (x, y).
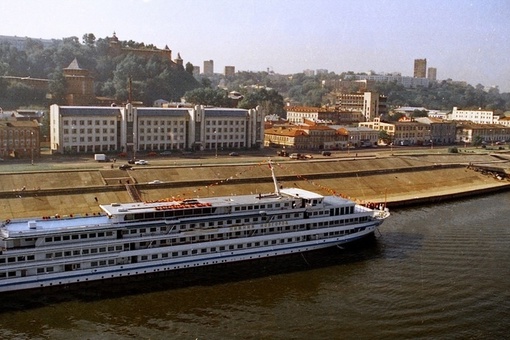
top-left (62, 119), bottom-right (249, 127)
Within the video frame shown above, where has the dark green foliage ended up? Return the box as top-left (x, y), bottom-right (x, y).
top-left (448, 146), bottom-right (459, 153)
top-left (238, 88), bottom-right (285, 116)
top-left (184, 87), bottom-right (231, 107)
top-left (0, 34), bottom-right (200, 108)
top-left (1, 34), bottom-right (509, 113)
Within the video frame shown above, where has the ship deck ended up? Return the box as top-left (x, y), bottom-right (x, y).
top-left (4, 215), bottom-right (110, 234)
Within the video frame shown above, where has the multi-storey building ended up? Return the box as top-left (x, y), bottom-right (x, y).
top-left (450, 107), bottom-right (499, 124)
top-left (332, 92), bottom-right (387, 121)
top-left (264, 125), bottom-right (337, 150)
top-left (414, 58), bottom-right (427, 78)
top-left (456, 122), bottom-right (510, 144)
top-left (0, 119), bottom-right (40, 159)
top-left (498, 116), bottom-right (510, 127)
top-left (345, 74), bottom-right (429, 88)
top-left (427, 67), bottom-right (437, 81)
top-left (334, 126), bottom-right (379, 149)
top-left (414, 117), bottom-right (456, 145)
top-left (49, 104), bottom-right (264, 154)
top-left (192, 66), bottom-right (201, 77)
top-left (358, 118), bottom-right (395, 145)
top-left (285, 106), bottom-right (363, 125)
top-left (203, 60), bottom-right (214, 75)
top-left (224, 66), bottom-right (235, 77)
top-left (393, 120), bottom-right (430, 145)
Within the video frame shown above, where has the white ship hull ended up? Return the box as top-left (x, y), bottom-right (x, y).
top-left (1, 162), bottom-right (388, 295)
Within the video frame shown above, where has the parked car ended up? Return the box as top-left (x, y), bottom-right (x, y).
top-left (127, 159), bottom-right (136, 164)
top-left (229, 152), bottom-right (239, 156)
top-left (119, 164), bottom-right (133, 170)
top-left (135, 160), bottom-right (148, 165)
top-left (160, 151), bottom-right (172, 156)
top-left (321, 151), bottom-right (331, 156)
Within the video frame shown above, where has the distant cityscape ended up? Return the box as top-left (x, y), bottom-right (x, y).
top-left (1, 34), bottom-right (509, 162)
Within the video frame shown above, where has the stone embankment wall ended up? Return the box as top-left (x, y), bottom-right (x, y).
top-left (1, 154), bottom-right (509, 219)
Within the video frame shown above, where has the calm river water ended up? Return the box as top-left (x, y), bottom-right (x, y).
top-left (1, 192), bottom-right (509, 339)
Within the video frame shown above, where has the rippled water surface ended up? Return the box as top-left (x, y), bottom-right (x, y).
top-left (1, 192), bottom-right (509, 339)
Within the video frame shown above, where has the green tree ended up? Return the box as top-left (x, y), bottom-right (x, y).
top-left (238, 88), bottom-right (284, 116)
top-left (184, 87), bottom-right (229, 106)
top-left (185, 62), bottom-right (194, 75)
top-left (48, 68), bottom-right (67, 105)
top-left (82, 33), bottom-right (96, 47)
top-left (378, 130), bottom-right (392, 145)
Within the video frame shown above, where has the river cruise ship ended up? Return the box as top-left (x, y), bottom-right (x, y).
top-left (0, 163), bottom-right (389, 294)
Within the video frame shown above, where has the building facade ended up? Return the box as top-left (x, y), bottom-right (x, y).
top-left (63, 58), bottom-right (96, 106)
top-left (414, 117), bottom-right (457, 145)
top-left (224, 66), bottom-right (235, 77)
top-left (451, 107), bottom-right (499, 124)
top-left (285, 106), bottom-right (363, 125)
top-left (49, 104), bottom-right (264, 154)
top-left (456, 122), bottom-right (510, 144)
top-left (414, 58), bottom-right (427, 78)
top-left (203, 60), bottom-right (214, 75)
top-left (345, 74), bottom-right (429, 88)
top-left (427, 67), bottom-right (437, 81)
top-left (0, 120), bottom-right (40, 159)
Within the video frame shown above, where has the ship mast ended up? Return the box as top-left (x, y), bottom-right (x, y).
top-left (268, 160), bottom-right (281, 196)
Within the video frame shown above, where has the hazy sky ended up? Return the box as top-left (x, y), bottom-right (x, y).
top-left (1, 0), bottom-right (509, 91)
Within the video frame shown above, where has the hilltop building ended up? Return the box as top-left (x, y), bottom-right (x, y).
top-left (203, 60), bottom-right (214, 75)
top-left (107, 32), bottom-right (177, 65)
top-left (344, 73), bottom-right (429, 88)
top-left (63, 58), bottom-right (96, 106)
top-left (224, 66), bottom-right (235, 77)
top-left (414, 58), bottom-right (427, 78)
top-left (427, 67), bottom-right (437, 81)
top-left (0, 35), bottom-right (55, 50)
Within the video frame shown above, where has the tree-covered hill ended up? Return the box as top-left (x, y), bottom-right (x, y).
top-left (1, 34), bottom-right (509, 115)
top-left (0, 34), bottom-right (200, 108)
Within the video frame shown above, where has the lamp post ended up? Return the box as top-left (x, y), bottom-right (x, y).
top-left (30, 131), bottom-right (34, 165)
top-left (133, 132), bottom-right (137, 160)
top-left (214, 130), bottom-right (218, 158)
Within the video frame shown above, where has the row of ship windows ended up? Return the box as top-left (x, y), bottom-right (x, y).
top-left (126, 207), bottom-right (330, 224)
top-left (30, 211), bottom-right (349, 248)
top-left (3, 217), bottom-right (368, 266)
top-left (0, 227), bottom-right (368, 278)
top-left (0, 246), bottom-right (124, 264)
top-left (43, 231), bottom-right (114, 243)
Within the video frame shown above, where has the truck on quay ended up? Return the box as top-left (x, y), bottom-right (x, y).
top-left (94, 154), bottom-right (109, 162)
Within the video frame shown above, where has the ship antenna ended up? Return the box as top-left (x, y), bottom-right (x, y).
top-left (268, 159), bottom-right (281, 196)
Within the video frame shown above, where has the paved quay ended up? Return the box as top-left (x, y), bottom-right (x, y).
top-left (0, 151), bottom-right (509, 219)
